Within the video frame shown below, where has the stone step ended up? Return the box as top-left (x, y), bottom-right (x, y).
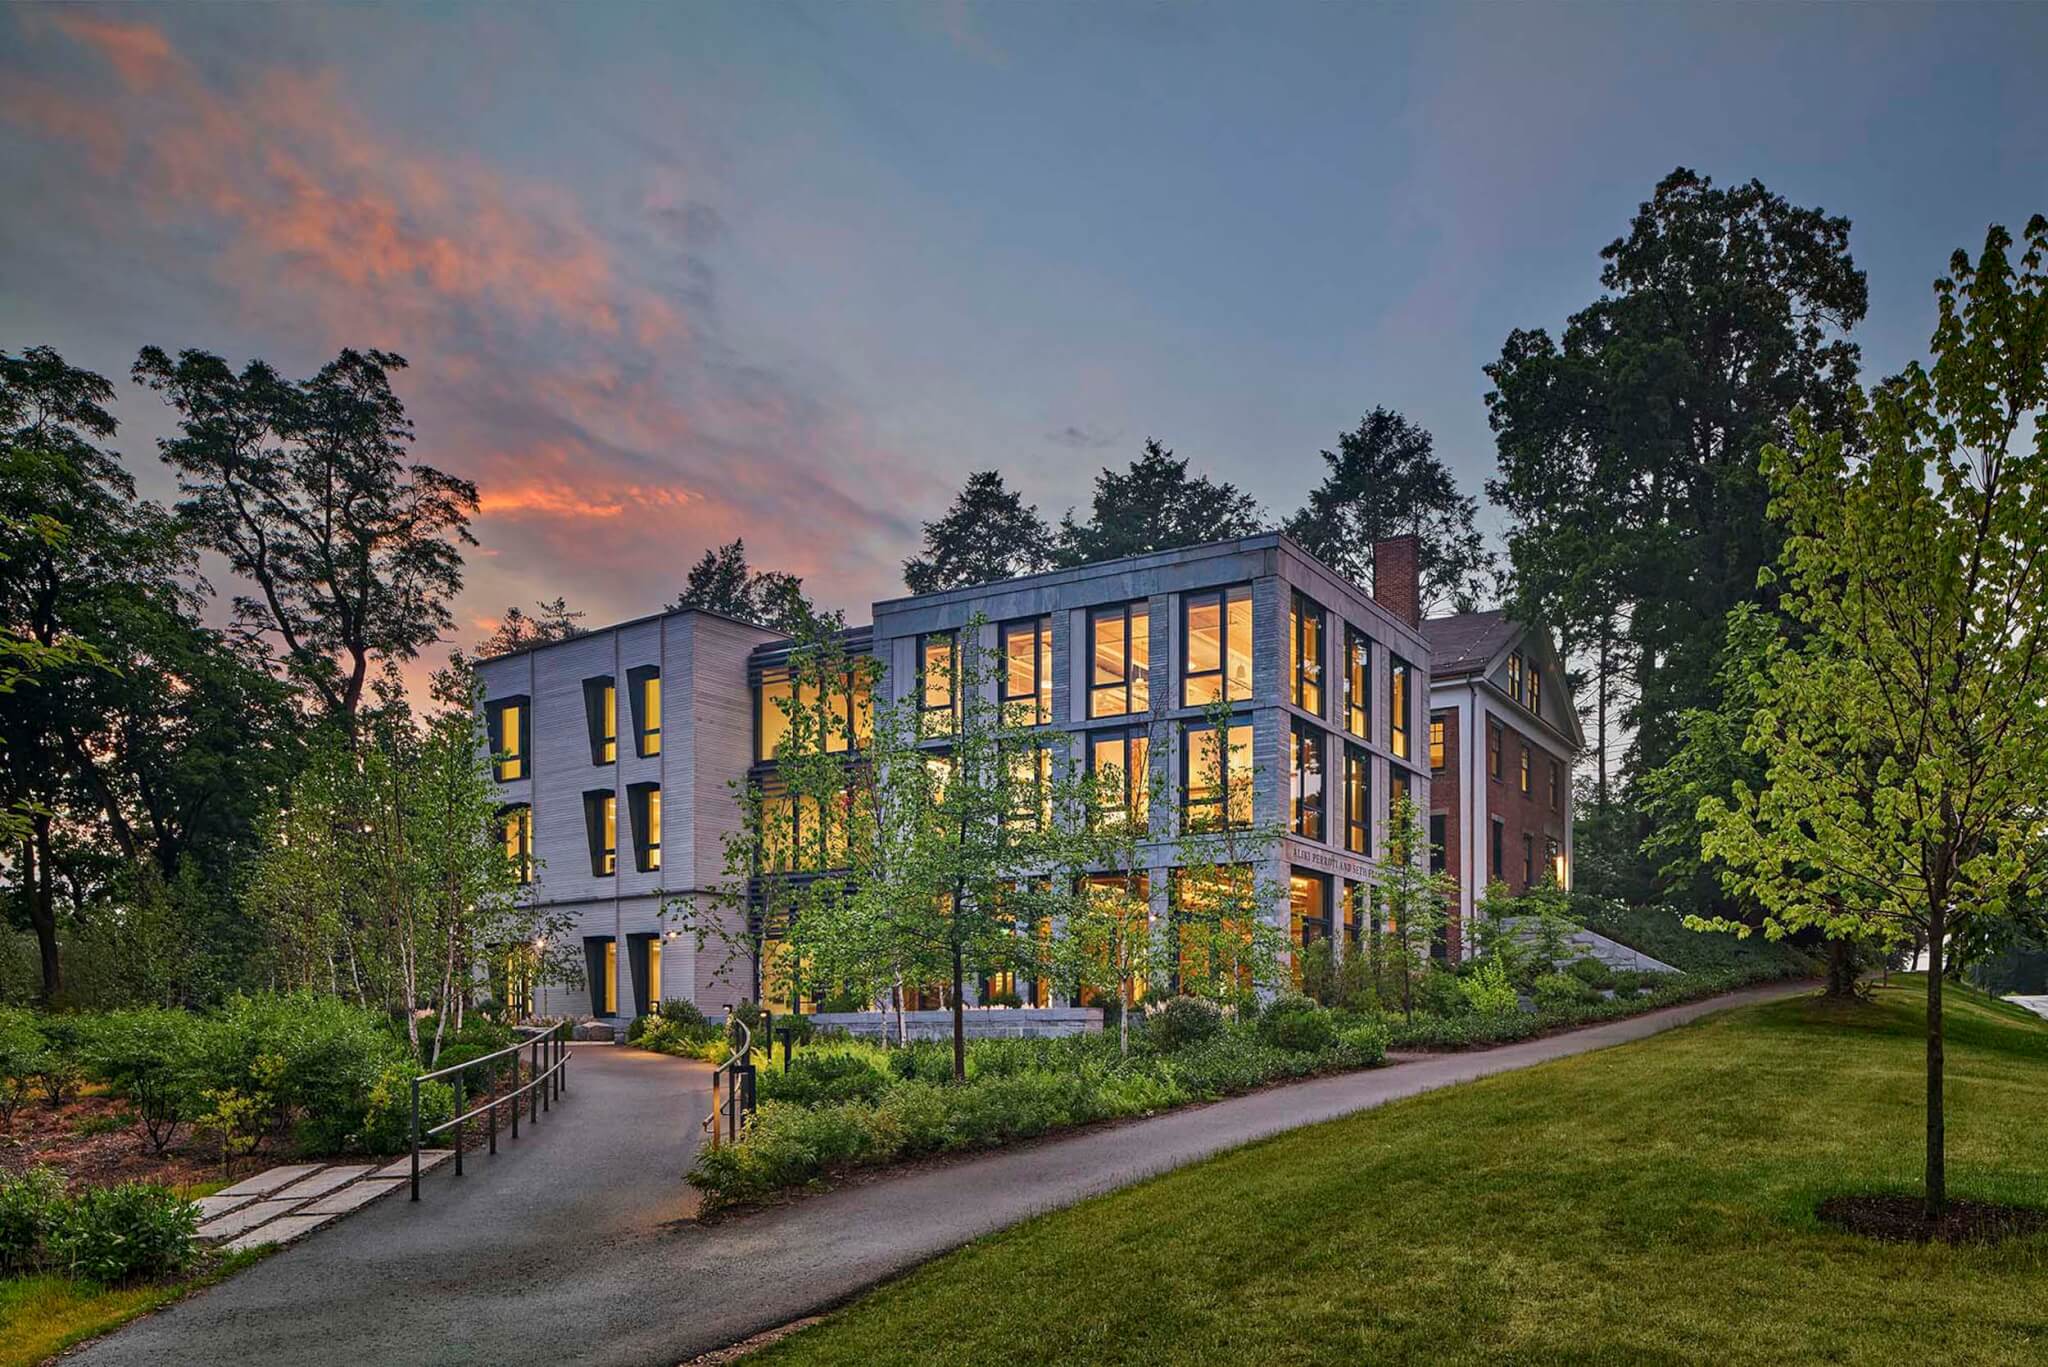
top-left (198, 1197), bottom-right (307, 1241)
top-left (270, 1164), bottom-right (375, 1202)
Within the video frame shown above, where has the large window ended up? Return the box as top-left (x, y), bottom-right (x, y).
top-left (1088, 601), bottom-right (1150, 719)
top-left (1289, 719), bottom-right (1325, 841)
top-left (1290, 592), bottom-right (1325, 715)
top-left (919, 632), bottom-right (957, 734)
top-left (630, 783), bottom-right (662, 872)
top-left (1002, 745), bottom-right (1053, 832)
top-left (487, 696), bottom-right (529, 782)
top-left (584, 676), bottom-right (617, 765)
top-left (1389, 657), bottom-right (1411, 760)
top-left (1088, 727), bottom-right (1150, 829)
top-left (758, 667), bottom-right (874, 761)
top-left (1001, 616), bottom-right (1053, 726)
top-left (1429, 712), bottom-right (1446, 772)
top-left (1182, 718), bottom-right (1253, 830)
top-left (1343, 744), bottom-right (1370, 854)
top-left (1391, 768), bottom-right (1414, 819)
top-left (583, 790), bottom-right (617, 876)
top-left (500, 804), bottom-right (532, 884)
top-left (1343, 626), bottom-right (1371, 739)
top-left (628, 666), bottom-right (661, 758)
top-left (758, 791), bottom-right (849, 873)
top-left (1289, 870), bottom-right (1332, 950)
top-left (1078, 873), bottom-right (1151, 1007)
top-left (1182, 585), bottom-right (1253, 707)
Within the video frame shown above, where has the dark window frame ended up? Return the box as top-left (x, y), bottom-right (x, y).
top-left (1289, 591), bottom-right (1325, 716)
top-left (499, 803), bottom-right (533, 884)
top-left (1289, 718), bottom-right (1325, 841)
top-left (1428, 813), bottom-right (1447, 875)
top-left (1520, 743), bottom-right (1531, 795)
top-left (1181, 717), bottom-right (1253, 830)
top-left (1087, 600), bottom-right (1150, 720)
top-left (999, 615), bottom-right (1053, 727)
top-left (1522, 832), bottom-right (1534, 888)
top-left (583, 676), bottom-right (617, 765)
top-left (627, 665), bottom-right (661, 758)
top-left (629, 781), bottom-right (661, 873)
top-left (1343, 743), bottom-right (1370, 855)
top-left (486, 695), bottom-right (531, 783)
top-left (919, 631), bottom-right (958, 733)
top-left (1290, 869), bottom-right (1333, 948)
top-left (1429, 711), bottom-right (1447, 773)
top-left (1087, 725), bottom-right (1151, 829)
top-left (1489, 816), bottom-right (1504, 881)
top-left (1181, 583), bottom-right (1253, 708)
top-left (1343, 625), bottom-right (1371, 739)
top-left (1389, 657), bottom-right (1412, 760)
top-left (583, 789), bottom-right (617, 877)
top-left (1488, 720), bottom-right (1503, 781)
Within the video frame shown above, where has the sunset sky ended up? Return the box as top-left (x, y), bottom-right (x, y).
top-left (4, 3), bottom-right (2044, 658)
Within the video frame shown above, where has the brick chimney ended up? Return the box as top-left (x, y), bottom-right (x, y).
top-left (1373, 535), bottom-right (1421, 628)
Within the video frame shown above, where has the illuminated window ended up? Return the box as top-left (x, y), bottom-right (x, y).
top-left (487, 697), bottom-right (529, 782)
top-left (1391, 768), bottom-right (1413, 820)
top-left (1528, 667), bottom-right (1542, 719)
top-left (1344, 626), bottom-right (1371, 739)
top-left (1389, 658), bottom-right (1411, 760)
top-left (1343, 745), bottom-right (1369, 854)
top-left (1508, 652), bottom-right (1523, 703)
top-left (1429, 713), bottom-right (1446, 772)
top-left (629, 666), bottom-right (661, 757)
top-left (1548, 836), bottom-right (1564, 887)
top-left (1182, 719), bottom-right (1254, 830)
top-left (757, 668), bottom-right (792, 761)
top-left (1290, 592), bottom-right (1325, 715)
top-left (1003, 745), bottom-right (1053, 831)
top-left (1488, 721), bottom-right (1503, 780)
top-left (1001, 617), bottom-right (1053, 726)
top-left (1171, 865), bottom-right (1258, 996)
top-left (1078, 873), bottom-right (1151, 1007)
top-left (584, 790), bottom-right (617, 876)
top-left (500, 804), bottom-right (532, 884)
top-left (1089, 727), bottom-right (1150, 829)
top-left (631, 783), bottom-right (662, 872)
top-left (604, 939), bottom-right (617, 1015)
top-left (1088, 601), bottom-right (1150, 718)
top-left (1519, 744), bottom-right (1531, 795)
top-left (1289, 871), bottom-right (1332, 980)
top-left (584, 677), bottom-right (616, 764)
top-left (920, 633), bottom-right (957, 734)
top-left (1182, 585), bottom-right (1253, 707)
top-left (1290, 719), bottom-right (1325, 841)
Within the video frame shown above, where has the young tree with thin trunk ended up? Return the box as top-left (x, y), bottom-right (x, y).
top-left (1697, 216), bottom-right (2048, 1221)
top-left (1372, 795), bottom-right (1453, 1020)
top-left (1168, 701), bottom-right (1289, 1009)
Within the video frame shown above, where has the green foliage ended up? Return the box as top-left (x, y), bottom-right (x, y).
top-left (1053, 439), bottom-right (1263, 566)
top-left (656, 997), bottom-right (710, 1029)
top-left (1296, 938), bottom-right (1339, 1007)
top-left (73, 1009), bottom-right (206, 1155)
top-left (0, 1169), bottom-right (66, 1274)
top-left (902, 470), bottom-right (1055, 594)
top-left (1284, 407), bottom-right (1492, 615)
top-left (1568, 957), bottom-right (1615, 989)
top-left (1413, 966), bottom-right (1468, 1019)
top-left (1531, 973), bottom-right (1595, 1011)
top-left (1258, 993), bottom-right (1338, 1054)
top-left (1572, 897), bottom-right (1813, 979)
top-left (758, 1051), bottom-right (892, 1107)
top-left (1147, 996), bottom-right (1225, 1053)
top-left (1458, 958), bottom-right (1520, 1017)
top-left (45, 1184), bottom-right (198, 1286)
top-left (0, 1006), bottom-right (46, 1126)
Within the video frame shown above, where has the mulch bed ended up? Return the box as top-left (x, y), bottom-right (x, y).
top-left (0, 1090), bottom-right (218, 1192)
top-left (1817, 1193), bottom-right (2048, 1245)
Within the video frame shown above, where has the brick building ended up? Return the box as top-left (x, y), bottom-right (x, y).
top-left (1422, 609), bottom-right (1581, 958)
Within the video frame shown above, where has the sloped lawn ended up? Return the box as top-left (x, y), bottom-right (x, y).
top-left (759, 977), bottom-right (2048, 1365)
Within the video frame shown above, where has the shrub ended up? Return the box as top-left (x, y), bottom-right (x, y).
top-left (204, 993), bottom-right (410, 1153)
top-left (1259, 994), bottom-right (1338, 1053)
top-left (1147, 996), bottom-right (1224, 1053)
top-left (0, 1007), bottom-right (46, 1127)
top-left (869, 1079), bottom-right (951, 1157)
top-left (1568, 956), bottom-right (1616, 989)
top-left (1414, 966), bottom-right (1469, 1018)
top-left (759, 1051), bottom-right (891, 1107)
top-left (0, 1167), bottom-right (65, 1274)
top-left (1297, 939), bottom-right (1340, 1007)
top-left (625, 1015), bottom-right (649, 1043)
top-left (354, 1061), bottom-right (454, 1156)
top-left (46, 1183), bottom-right (198, 1285)
top-left (656, 997), bottom-right (711, 1028)
top-left (1458, 958), bottom-right (1521, 1017)
top-left (1532, 973), bottom-right (1594, 1010)
top-left (75, 1008), bottom-right (206, 1155)
top-left (1335, 1015), bottom-right (1393, 1066)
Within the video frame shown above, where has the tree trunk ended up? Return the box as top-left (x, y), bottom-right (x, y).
top-left (1823, 938), bottom-right (1859, 998)
top-left (950, 937), bottom-right (966, 1084)
top-left (1595, 629), bottom-right (1610, 808)
top-left (1925, 909), bottom-right (1947, 1220)
top-left (26, 823), bottom-right (60, 1005)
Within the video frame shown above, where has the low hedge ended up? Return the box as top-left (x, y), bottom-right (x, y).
top-left (686, 1013), bottom-right (1392, 1209)
top-left (1380, 965), bottom-right (1791, 1050)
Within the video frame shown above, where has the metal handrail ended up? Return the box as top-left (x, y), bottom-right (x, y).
top-left (409, 1019), bottom-right (572, 1201)
top-left (702, 1014), bottom-right (755, 1148)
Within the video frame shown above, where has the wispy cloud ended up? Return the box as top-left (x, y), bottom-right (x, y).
top-left (1046, 423), bottom-right (1120, 450)
top-left (1, 10), bottom-right (913, 636)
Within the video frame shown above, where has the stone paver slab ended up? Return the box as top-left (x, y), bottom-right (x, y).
top-left (215, 1164), bottom-right (321, 1198)
top-left (371, 1149), bottom-right (453, 1179)
top-left (220, 1213), bottom-right (333, 1253)
top-left (300, 1179), bottom-right (404, 1217)
top-left (270, 1164), bottom-right (374, 1201)
top-left (194, 1192), bottom-right (261, 1220)
top-left (197, 1197), bottom-right (306, 1240)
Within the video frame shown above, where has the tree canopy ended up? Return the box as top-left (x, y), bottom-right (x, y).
top-left (672, 538), bottom-right (831, 634)
top-left (902, 470), bottom-right (1055, 593)
top-left (1284, 407), bottom-right (1492, 615)
top-left (1056, 439), bottom-right (1264, 566)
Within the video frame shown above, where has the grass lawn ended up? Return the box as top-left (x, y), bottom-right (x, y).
top-left (761, 977), bottom-right (2048, 1365)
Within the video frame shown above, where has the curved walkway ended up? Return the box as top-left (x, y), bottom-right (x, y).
top-left (70, 982), bottom-right (1812, 1367)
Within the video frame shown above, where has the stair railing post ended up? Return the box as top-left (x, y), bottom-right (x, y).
top-left (454, 1070), bottom-right (465, 1178)
top-left (409, 1075), bottom-right (421, 1202)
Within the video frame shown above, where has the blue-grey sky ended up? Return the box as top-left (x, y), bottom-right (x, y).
top-left (3, 2), bottom-right (2044, 656)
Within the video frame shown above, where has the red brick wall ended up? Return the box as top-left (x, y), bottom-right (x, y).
top-left (1373, 536), bottom-right (1422, 628)
top-left (1486, 713), bottom-right (1571, 897)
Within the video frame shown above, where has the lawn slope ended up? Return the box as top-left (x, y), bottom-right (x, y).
top-left (760, 978), bottom-right (2048, 1366)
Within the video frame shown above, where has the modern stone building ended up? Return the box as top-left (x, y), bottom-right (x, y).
top-left (477, 531), bottom-right (1569, 1023)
